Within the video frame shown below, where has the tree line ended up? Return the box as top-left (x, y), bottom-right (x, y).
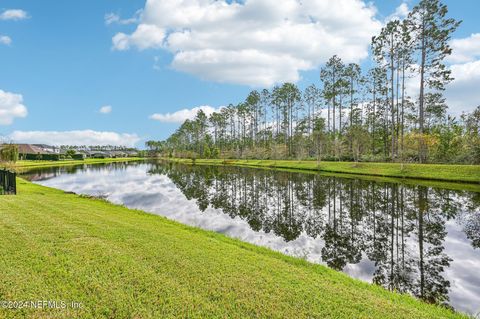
top-left (149, 0), bottom-right (479, 164)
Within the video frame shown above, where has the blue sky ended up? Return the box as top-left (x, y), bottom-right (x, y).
top-left (1, 0), bottom-right (479, 147)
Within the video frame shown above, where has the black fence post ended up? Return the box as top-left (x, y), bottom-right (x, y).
top-left (0, 168), bottom-right (16, 195)
top-left (0, 170), bottom-right (4, 194)
top-left (10, 171), bottom-right (16, 194)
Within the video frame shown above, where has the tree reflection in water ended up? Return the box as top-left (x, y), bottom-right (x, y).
top-left (150, 162), bottom-right (480, 309)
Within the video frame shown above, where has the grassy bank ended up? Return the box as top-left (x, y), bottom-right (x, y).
top-left (0, 180), bottom-right (467, 318)
top-left (4, 157), bottom-right (145, 170)
top-left (166, 158), bottom-right (480, 184)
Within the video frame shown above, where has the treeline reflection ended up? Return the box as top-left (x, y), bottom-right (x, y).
top-left (150, 163), bottom-right (480, 308)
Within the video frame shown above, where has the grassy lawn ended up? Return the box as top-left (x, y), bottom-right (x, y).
top-left (4, 157), bottom-right (145, 170)
top-left (166, 158), bottom-right (480, 184)
top-left (0, 180), bottom-right (467, 318)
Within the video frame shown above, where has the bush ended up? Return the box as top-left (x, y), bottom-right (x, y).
top-left (0, 144), bottom-right (18, 163)
top-left (23, 153), bottom-right (60, 161)
top-left (359, 154), bottom-right (386, 163)
top-left (71, 154), bottom-right (85, 160)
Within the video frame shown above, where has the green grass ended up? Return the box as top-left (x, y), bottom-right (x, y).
top-left (4, 157), bottom-right (145, 170)
top-left (0, 180), bottom-right (468, 318)
top-left (166, 158), bottom-right (480, 184)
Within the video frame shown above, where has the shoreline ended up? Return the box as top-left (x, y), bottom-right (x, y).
top-left (5, 157), bottom-right (146, 170)
top-left (0, 179), bottom-right (467, 318)
top-left (6, 158), bottom-right (479, 192)
top-left (162, 158), bottom-right (480, 185)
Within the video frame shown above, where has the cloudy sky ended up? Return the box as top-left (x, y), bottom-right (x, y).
top-left (0, 0), bottom-right (479, 147)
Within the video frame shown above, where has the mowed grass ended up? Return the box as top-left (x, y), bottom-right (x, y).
top-left (9, 157), bottom-right (145, 169)
top-left (167, 158), bottom-right (480, 184)
top-left (0, 180), bottom-right (467, 318)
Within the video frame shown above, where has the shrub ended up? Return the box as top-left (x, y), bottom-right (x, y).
top-left (23, 153), bottom-right (60, 161)
top-left (72, 154), bottom-right (85, 160)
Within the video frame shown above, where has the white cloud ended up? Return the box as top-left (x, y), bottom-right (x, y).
top-left (0, 35), bottom-right (12, 45)
top-left (112, 24), bottom-right (165, 51)
top-left (172, 49), bottom-right (311, 86)
top-left (150, 105), bottom-right (222, 123)
top-left (105, 13), bottom-right (123, 25)
top-left (104, 10), bottom-right (142, 25)
top-left (111, 0), bottom-right (381, 86)
top-left (0, 89), bottom-right (28, 125)
top-left (0, 9), bottom-right (29, 21)
top-left (448, 33), bottom-right (480, 64)
top-left (447, 60), bottom-right (480, 113)
top-left (99, 105), bottom-right (112, 114)
top-left (403, 60), bottom-right (480, 115)
top-left (439, 34), bottom-right (480, 114)
top-left (8, 130), bottom-right (140, 147)
top-left (385, 2), bottom-right (409, 22)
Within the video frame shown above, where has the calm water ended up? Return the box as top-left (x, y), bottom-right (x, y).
top-left (21, 161), bottom-right (480, 315)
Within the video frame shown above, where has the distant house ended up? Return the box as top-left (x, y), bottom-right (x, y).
top-left (124, 150), bottom-right (139, 157)
top-left (11, 144), bottom-right (64, 160)
top-left (17, 144), bottom-right (53, 157)
top-left (90, 151), bottom-right (110, 158)
top-left (6, 144), bottom-right (139, 160)
top-left (85, 150), bottom-right (135, 158)
top-left (75, 151), bottom-right (89, 159)
top-left (32, 144), bottom-right (61, 154)
top-left (75, 150), bottom-right (106, 158)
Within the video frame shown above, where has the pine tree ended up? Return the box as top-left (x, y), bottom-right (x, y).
top-left (408, 0), bottom-right (461, 162)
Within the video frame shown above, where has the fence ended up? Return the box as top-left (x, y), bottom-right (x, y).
top-left (0, 169), bottom-right (16, 195)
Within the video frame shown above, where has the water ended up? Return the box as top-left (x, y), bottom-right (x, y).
top-left (21, 161), bottom-right (480, 315)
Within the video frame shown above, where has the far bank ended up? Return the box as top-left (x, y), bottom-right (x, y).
top-left (163, 158), bottom-right (480, 184)
top-left (4, 157), bottom-right (146, 170)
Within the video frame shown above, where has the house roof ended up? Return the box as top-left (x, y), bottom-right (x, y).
top-left (32, 144), bottom-right (54, 148)
top-left (16, 144), bottom-right (54, 154)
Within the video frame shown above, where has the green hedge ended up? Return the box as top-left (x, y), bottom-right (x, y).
top-left (71, 154), bottom-right (85, 160)
top-left (21, 153), bottom-right (86, 161)
top-left (22, 153), bottom-right (60, 161)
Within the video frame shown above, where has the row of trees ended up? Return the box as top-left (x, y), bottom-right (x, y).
top-left (150, 0), bottom-right (479, 164)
